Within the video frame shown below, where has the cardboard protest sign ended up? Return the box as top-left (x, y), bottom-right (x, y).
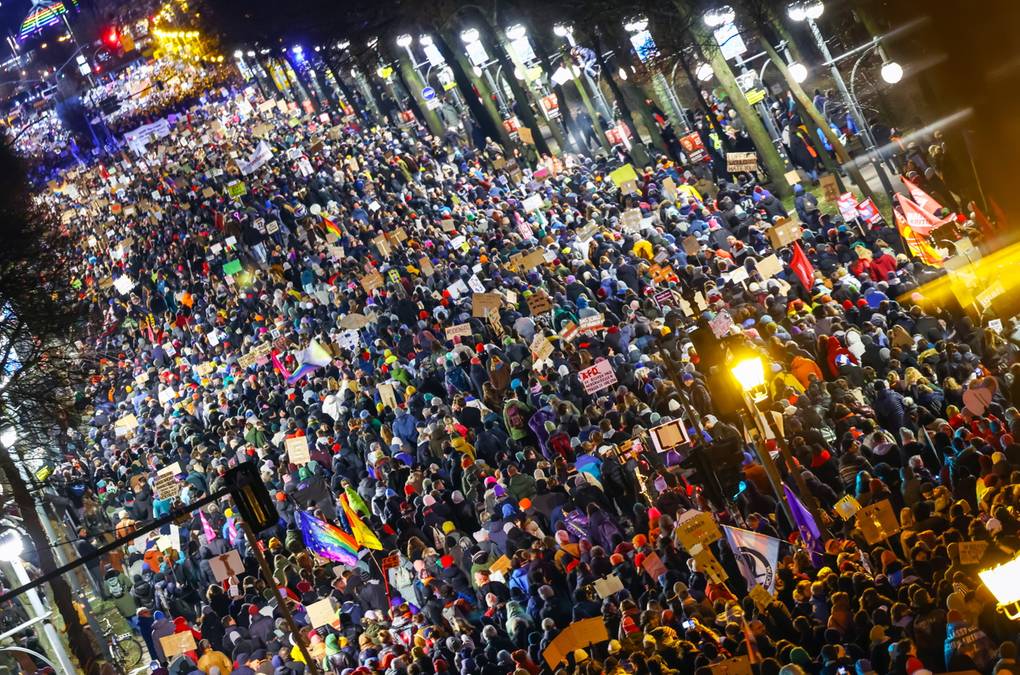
top-left (577, 359), bottom-right (617, 394)
top-left (620, 208), bottom-right (642, 231)
top-left (726, 152), bottom-right (758, 173)
top-left (766, 218), bottom-right (802, 249)
top-left (210, 550), bottom-right (244, 581)
top-left (526, 292), bottom-right (553, 315)
top-left (662, 177), bottom-right (678, 200)
top-left (607, 163), bottom-right (638, 187)
top-left (445, 323), bottom-right (472, 340)
top-left (755, 254), bottom-right (783, 279)
top-left (747, 584), bottom-right (774, 612)
top-left (285, 436), bottom-right (310, 465)
top-left (709, 310), bottom-right (734, 338)
top-left (337, 313), bottom-right (372, 330)
top-left (488, 555), bottom-right (513, 577)
top-left (641, 551), bottom-right (668, 579)
top-left (418, 257), bottom-right (434, 276)
top-left (593, 574), bottom-right (625, 599)
top-left (472, 292), bottom-right (502, 318)
top-left (693, 547), bottom-right (728, 584)
top-left (855, 499), bottom-right (900, 545)
top-left (306, 597), bottom-right (339, 629)
top-left (488, 310), bottom-right (505, 339)
top-left (957, 541), bottom-right (987, 565)
top-left (160, 631), bottom-right (197, 658)
top-left (154, 471), bottom-right (180, 500)
top-left (542, 617), bottom-right (610, 668)
top-left (820, 174), bottom-right (840, 201)
top-left (683, 235), bottom-right (702, 257)
top-left (709, 655), bottom-right (753, 675)
top-left (377, 382), bottom-right (398, 410)
top-left (360, 271), bottom-right (385, 293)
top-left (522, 193), bottom-right (544, 213)
top-left (833, 494), bottom-right (862, 520)
top-left (530, 334), bottom-right (554, 362)
top-left (674, 510), bottom-right (723, 551)
top-left (785, 170), bottom-right (802, 185)
top-left (649, 419), bottom-right (690, 453)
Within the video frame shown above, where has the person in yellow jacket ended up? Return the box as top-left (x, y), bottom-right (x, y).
top-left (196, 640), bottom-right (232, 673)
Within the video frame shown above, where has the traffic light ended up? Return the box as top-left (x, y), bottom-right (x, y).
top-left (102, 26), bottom-right (120, 50)
top-left (224, 462), bottom-right (278, 533)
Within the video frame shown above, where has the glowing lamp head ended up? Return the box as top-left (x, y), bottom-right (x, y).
top-left (0, 529), bottom-right (23, 562)
top-left (881, 61), bottom-right (903, 84)
top-left (731, 357), bottom-right (766, 392)
top-left (396, 34), bottom-right (413, 48)
top-left (788, 62), bottom-right (808, 83)
top-left (460, 28), bottom-right (480, 44)
top-left (505, 24), bottom-right (527, 41)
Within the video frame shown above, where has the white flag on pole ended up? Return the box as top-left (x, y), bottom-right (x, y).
top-left (723, 525), bottom-right (781, 593)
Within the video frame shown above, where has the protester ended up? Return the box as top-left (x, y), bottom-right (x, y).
top-left (32, 71), bottom-right (1020, 675)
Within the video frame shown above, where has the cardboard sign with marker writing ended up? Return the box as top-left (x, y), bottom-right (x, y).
top-left (530, 334), bottom-right (554, 362)
top-left (642, 551), bottom-right (668, 579)
top-left (377, 382), bottom-right (398, 409)
top-left (957, 541), bottom-right (987, 565)
top-left (419, 256), bottom-right (434, 276)
top-left (766, 218), bottom-right (802, 249)
top-left (160, 631), bottom-right (197, 658)
top-left (674, 511), bottom-right (723, 550)
top-left (683, 235), bottom-right (702, 257)
top-left (593, 574), bottom-right (625, 598)
top-left (820, 174), bottom-right (840, 201)
top-left (210, 550), bottom-right (243, 581)
top-left (755, 254), bottom-right (783, 279)
top-left (445, 323), bottom-right (472, 340)
top-left (526, 292), bottom-right (553, 316)
top-left (360, 271), bottom-right (384, 293)
top-left (747, 584), bottom-right (774, 612)
top-left (855, 499), bottom-right (900, 544)
top-left (834, 494), bottom-right (862, 520)
top-left (285, 435), bottom-right (310, 465)
top-left (542, 617), bottom-right (610, 668)
top-left (306, 597), bottom-right (339, 629)
top-left (472, 293), bottom-right (502, 318)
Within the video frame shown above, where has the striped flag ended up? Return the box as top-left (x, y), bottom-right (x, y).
top-left (339, 493), bottom-right (383, 550)
top-left (296, 511), bottom-right (359, 565)
top-left (322, 215), bottom-right (342, 237)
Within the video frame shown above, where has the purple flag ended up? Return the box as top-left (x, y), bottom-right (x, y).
top-left (784, 483), bottom-right (824, 564)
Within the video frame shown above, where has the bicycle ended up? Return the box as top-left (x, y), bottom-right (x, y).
top-left (98, 617), bottom-right (144, 674)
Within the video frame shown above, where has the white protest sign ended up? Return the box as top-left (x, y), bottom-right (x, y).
top-left (209, 550), bottom-right (244, 581)
top-left (578, 359), bottom-right (618, 394)
top-left (285, 435), bottom-right (310, 465)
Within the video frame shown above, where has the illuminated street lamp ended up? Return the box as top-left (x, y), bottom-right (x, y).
top-left (419, 35), bottom-right (433, 46)
top-left (396, 34), bottom-right (413, 48)
top-left (703, 5), bottom-right (736, 27)
top-left (980, 555), bottom-right (1020, 620)
top-left (695, 62), bottom-right (714, 81)
top-left (881, 59), bottom-right (903, 83)
top-left (788, 61), bottom-right (808, 83)
top-left (787, 0), bottom-right (824, 21)
top-left (460, 28), bottom-right (480, 44)
top-left (553, 24), bottom-right (572, 38)
top-left (233, 49), bottom-right (242, 59)
top-left (730, 357), bottom-right (767, 401)
top-left (505, 23), bottom-right (527, 41)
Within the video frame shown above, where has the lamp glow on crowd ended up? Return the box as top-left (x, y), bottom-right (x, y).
top-left (788, 0), bottom-right (824, 21)
top-left (979, 555), bottom-right (1020, 620)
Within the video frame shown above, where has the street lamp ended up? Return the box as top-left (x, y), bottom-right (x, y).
top-left (419, 35), bottom-right (433, 46)
top-left (980, 555), bottom-right (1020, 620)
top-left (617, 67), bottom-right (628, 81)
top-left (788, 62), bottom-right (808, 83)
top-left (396, 34), bottom-right (413, 48)
top-left (505, 23), bottom-right (527, 41)
top-left (623, 18), bottom-right (648, 33)
top-left (703, 5), bottom-right (736, 28)
top-left (233, 49), bottom-right (242, 59)
top-left (788, 0), bottom-right (823, 20)
top-left (880, 59), bottom-right (903, 83)
top-left (460, 28), bottom-right (480, 44)
top-left (0, 528), bottom-right (23, 562)
top-left (730, 357), bottom-right (767, 401)
top-left (553, 24), bottom-right (572, 38)
top-left (695, 62), bottom-right (714, 81)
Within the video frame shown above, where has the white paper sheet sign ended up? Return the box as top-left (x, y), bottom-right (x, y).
top-left (210, 550), bottom-right (244, 581)
top-left (577, 359), bottom-right (618, 394)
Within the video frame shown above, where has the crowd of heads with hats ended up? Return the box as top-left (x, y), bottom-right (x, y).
top-left (35, 79), bottom-right (1020, 675)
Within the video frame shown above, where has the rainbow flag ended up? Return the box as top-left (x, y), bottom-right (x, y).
top-left (322, 215), bottom-right (342, 237)
top-left (286, 338), bottom-right (333, 384)
top-left (340, 493), bottom-right (383, 550)
top-left (296, 511), bottom-right (359, 565)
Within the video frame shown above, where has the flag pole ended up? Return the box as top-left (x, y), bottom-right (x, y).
top-left (240, 520), bottom-right (321, 675)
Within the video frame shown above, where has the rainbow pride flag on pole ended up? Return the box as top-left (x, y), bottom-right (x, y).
top-left (296, 511), bottom-right (359, 565)
top-left (286, 339), bottom-right (333, 384)
top-left (322, 215), bottom-right (342, 237)
top-left (340, 493), bottom-right (383, 550)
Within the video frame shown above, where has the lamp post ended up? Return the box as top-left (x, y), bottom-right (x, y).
top-left (787, 0), bottom-right (896, 197)
top-left (0, 518), bottom-right (75, 674)
top-left (979, 555), bottom-right (1020, 620)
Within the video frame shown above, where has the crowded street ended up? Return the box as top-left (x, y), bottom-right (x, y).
top-left (0, 0), bottom-right (1019, 674)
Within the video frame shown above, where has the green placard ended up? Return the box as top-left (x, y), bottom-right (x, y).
top-left (226, 181), bottom-right (247, 199)
top-left (223, 259), bottom-right (242, 276)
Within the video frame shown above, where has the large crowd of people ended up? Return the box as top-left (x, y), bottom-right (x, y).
top-left (26, 70), bottom-right (1020, 675)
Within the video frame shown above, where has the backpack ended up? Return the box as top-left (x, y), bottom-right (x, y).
top-left (104, 571), bottom-right (124, 598)
top-left (506, 402), bottom-right (526, 431)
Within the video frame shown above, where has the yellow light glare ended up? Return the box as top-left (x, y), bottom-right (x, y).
top-left (730, 357), bottom-right (765, 392)
top-left (980, 555), bottom-right (1020, 607)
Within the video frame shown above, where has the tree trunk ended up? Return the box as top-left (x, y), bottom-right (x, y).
top-left (389, 46), bottom-right (443, 136)
top-left (323, 57), bottom-right (364, 120)
top-left (589, 28), bottom-right (652, 166)
top-left (431, 27), bottom-right (511, 148)
top-left (526, 23), bottom-right (578, 154)
top-left (678, 0), bottom-right (791, 198)
top-left (759, 37), bottom-right (886, 217)
top-left (676, 47), bottom-right (733, 153)
top-left (0, 444), bottom-right (98, 671)
top-left (480, 19), bottom-right (552, 157)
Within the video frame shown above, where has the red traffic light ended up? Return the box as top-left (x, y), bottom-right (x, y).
top-left (102, 26), bottom-right (120, 49)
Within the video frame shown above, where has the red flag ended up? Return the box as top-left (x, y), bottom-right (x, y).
top-left (894, 207), bottom-right (944, 267)
top-left (900, 176), bottom-right (944, 216)
top-left (895, 193), bottom-right (951, 238)
top-left (789, 242), bottom-right (815, 290)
